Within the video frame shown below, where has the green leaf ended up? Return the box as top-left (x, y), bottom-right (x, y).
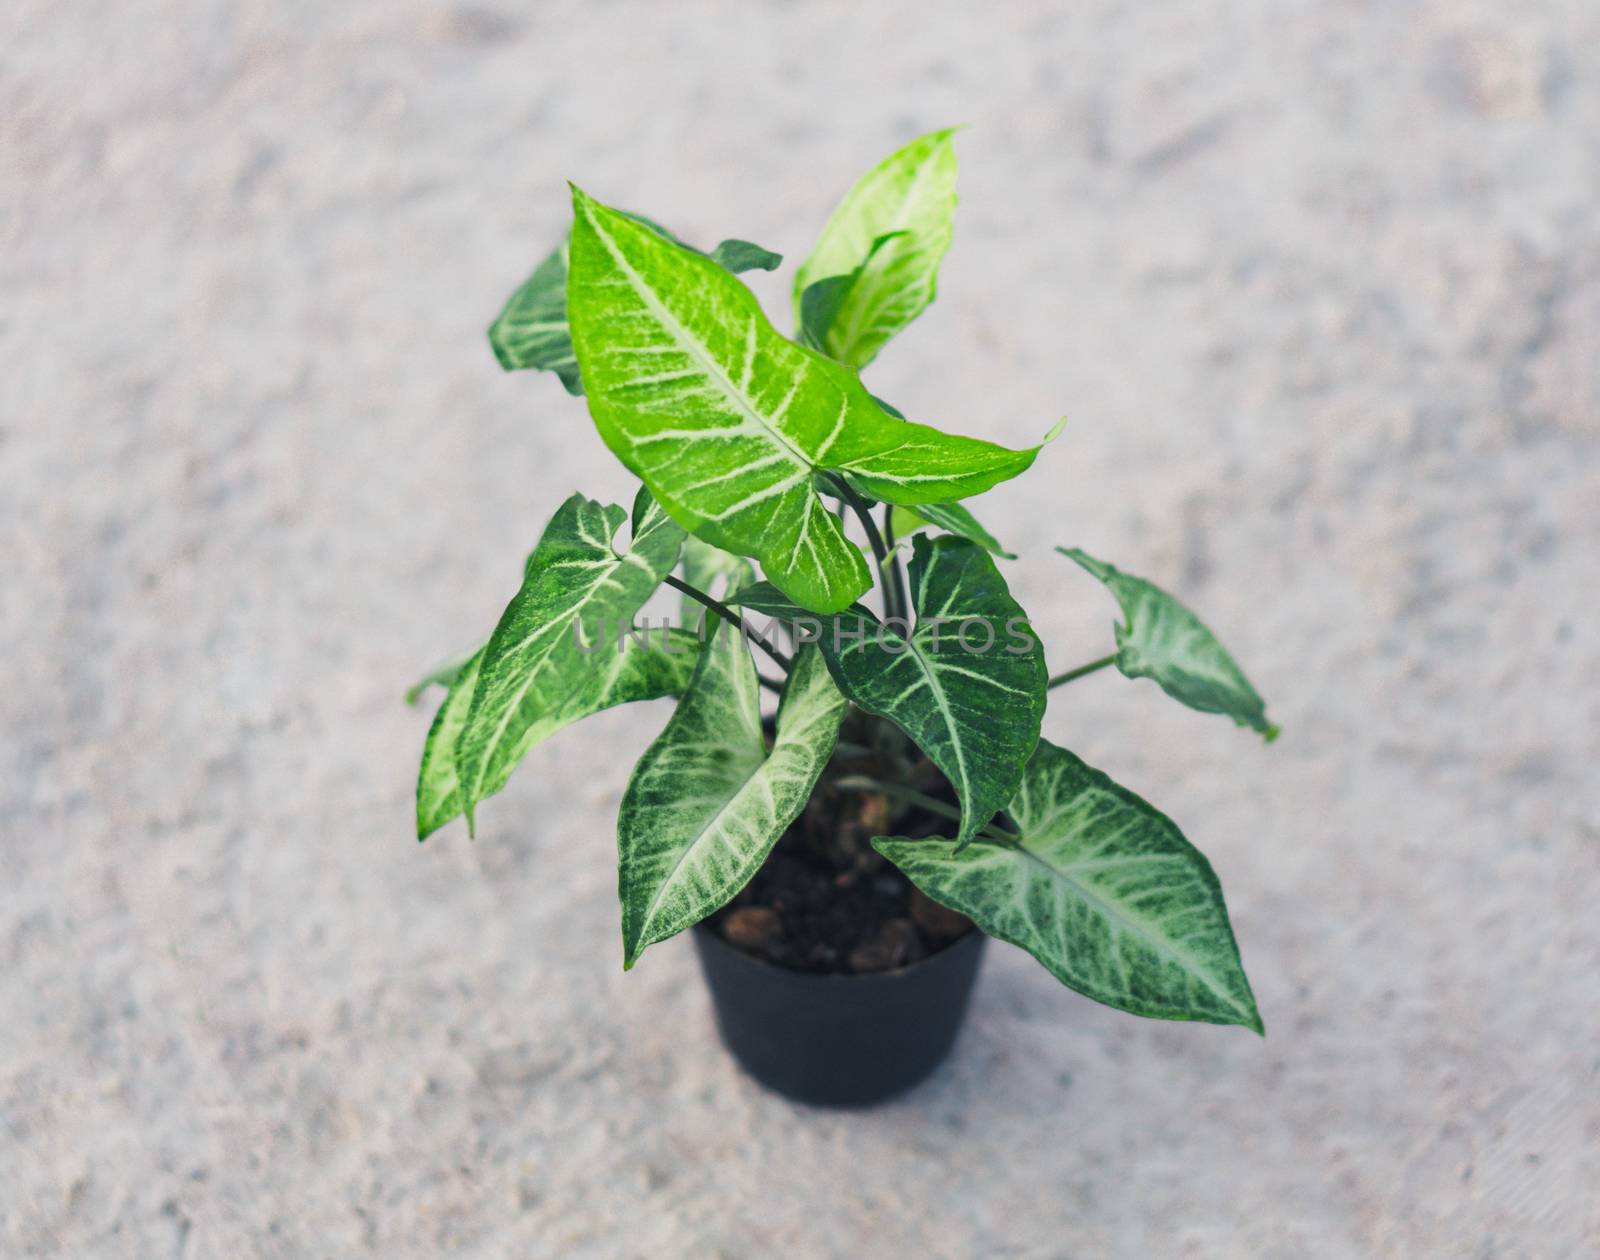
top-left (890, 502), bottom-right (1014, 559)
top-left (617, 634), bottom-right (846, 968)
top-left (454, 489), bottom-right (686, 830)
top-left (797, 231), bottom-right (904, 355)
top-left (417, 629), bottom-right (699, 840)
top-left (736, 534), bottom-right (1046, 849)
top-left (708, 239), bottom-right (783, 273)
top-left (416, 647), bottom-right (484, 839)
top-left (488, 218), bottom-right (782, 394)
top-left (679, 536), bottom-right (754, 630)
top-left (793, 128), bottom-right (959, 368)
top-left (405, 644), bottom-right (481, 705)
top-left (1060, 548), bottom-right (1278, 740)
top-left (873, 740), bottom-right (1262, 1032)
top-left (566, 185), bottom-right (1046, 614)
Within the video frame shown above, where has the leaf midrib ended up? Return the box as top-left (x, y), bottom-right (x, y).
top-left (585, 207), bottom-right (814, 474)
top-left (1008, 838), bottom-right (1246, 1019)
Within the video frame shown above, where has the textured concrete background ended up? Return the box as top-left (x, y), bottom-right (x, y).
top-left (5, 1), bottom-right (1599, 1256)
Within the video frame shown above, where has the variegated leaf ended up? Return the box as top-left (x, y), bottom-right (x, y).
top-left (874, 740), bottom-right (1262, 1031)
top-left (417, 629), bottom-right (699, 840)
top-left (617, 635), bottom-right (846, 967)
top-left (566, 186), bottom-right (1045, 614)
top-left (736, 534), bottom-right (1045, 848)
top-left (454, 489), bottom-right (685, 830)
top-left (890, 501), bottom-right (1014, 559)
top-left (793, 128), bottom-right (958, 368)
top-left (488, 218), bottom-right (781, 394)
top-left (1061, 548), bottom-right (1278, 740)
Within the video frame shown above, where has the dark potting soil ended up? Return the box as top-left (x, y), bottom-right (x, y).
top-left (706, 769), bottom-right (975, 975)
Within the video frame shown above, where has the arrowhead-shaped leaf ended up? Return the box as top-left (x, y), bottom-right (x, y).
top-left (873, 740), bottom-right (1263, 1031)
top-left (454, 489), bottom-right (685, 829)
top-left (566, 185), bottom-right (1045, 614)
top-left (1060, 548), bottom-right (1278, 740)
top-left (617, 634), bottom-right (846, 968)
top-left (417, 628), bottom-right (699, 840)
top-left (889, 501), bottom-right (1014, 559)
top-left (793, 128), bottom-right (959, 368)
top-left (737, 535), bottom-right (1046, 848)
top-left (489, 218), bottom-right (781, 394)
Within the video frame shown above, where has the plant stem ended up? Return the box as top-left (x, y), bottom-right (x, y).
top-left (664, 574), bottom-right (793, 673)
top-left (757, 673), bottom-right (784, 695)
top-left (834, 775), bottom-right (1015, 845)
top-left (879, 502), bottom-right (912, 627)
top-left (827, 474), bottom-right (903, 623)
top-left (1046, 653), bottom-right (1117, 690)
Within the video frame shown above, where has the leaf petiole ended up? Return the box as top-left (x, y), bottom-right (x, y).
top-left (664, 574), bottom-right (793, 674)
top-left (834, 774), bottom-right (1015, 845)
top-left (1046, 653), bottom-right (1117, 690)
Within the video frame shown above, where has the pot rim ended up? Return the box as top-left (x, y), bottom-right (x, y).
top-left (691, 917), bottom-right (983, 985)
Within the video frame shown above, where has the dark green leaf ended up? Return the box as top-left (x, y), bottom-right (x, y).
top-left (736, 534), bottom-right (1046, 848)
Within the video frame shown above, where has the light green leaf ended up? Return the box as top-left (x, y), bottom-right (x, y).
top-left (488, 218), bottom-right (782, 395)
top-left (679, 536), bottom-right (754, 630)
top-left (793, 128), bottom-right (959, 368)
top-left (873, 740), bottom-right (1262, 1031)
top-left (618, 634), bottom-right (846, 968)
top-left (454, 489), bottom-right (686, 830)
top-left (1060, 548), bottom-right (1278, 741)
top-left (890, 502), bottom-right (1014, 559)
top-left (567, 186), bottom-right (1045, 614)
top-left (417, 629), bottom-right (699, 840)
top-left (736, 534), bottom-right (1046, 849)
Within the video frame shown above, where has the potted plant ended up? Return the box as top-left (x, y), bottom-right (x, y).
top-left (410, 130), bottom-right (1278, 1106)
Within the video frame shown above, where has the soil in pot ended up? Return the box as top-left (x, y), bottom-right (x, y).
top-left (705, 708), bottom-right (976, 974)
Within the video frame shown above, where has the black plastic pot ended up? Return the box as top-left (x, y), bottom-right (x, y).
top-left (691, 922), bottom-right (986, 1107)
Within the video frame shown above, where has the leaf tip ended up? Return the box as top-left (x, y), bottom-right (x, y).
top-left (1042, 415), bottom-right (1068, 445)
top-left (1261, 722), bottom-right (1282, 745)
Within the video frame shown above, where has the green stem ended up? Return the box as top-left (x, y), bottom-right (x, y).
top-left (879, 502), bottom-right (912, 628)
top-left (827, 474), bottom-right (903, 624)
top-left (1047, 653), bottom-right (1117, 690)
top-left (664, 574), bottom-right (793, 673)
top-left (834, 775), bottom-right (1014, 844)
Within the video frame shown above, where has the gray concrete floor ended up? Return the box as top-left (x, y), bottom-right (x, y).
top-left (5, 2), bottom-right (1599, 1256)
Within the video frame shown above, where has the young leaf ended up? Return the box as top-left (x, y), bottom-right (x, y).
top-left (454, 490), bottom-right (685, 830)
top-left (566, 186), bottom-right (1046, 614)
top-left (1060, 548), bottom-right (1278, 740)
top-left (736, 535), bottom-right (1046, 849)
top-left (890, 502), bottom-right (1014, 559)
top-left (678, 536), bottom-right (754, 630)
top-left (417, 629), bottom-right (699, 840)
top-left (873, 740), bottom-right (1263, 1032)
top-left (793, 128), bottom-right (959, 368)
top-left (797, 231), bottom-right (904, 354)
top-left (489, 219), bottom-right (782, 394)
top-left (617, 636), bottom-right (846, 968)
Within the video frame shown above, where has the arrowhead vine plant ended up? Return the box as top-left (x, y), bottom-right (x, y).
top-left (411, 129), bottom-right (1279, 1035)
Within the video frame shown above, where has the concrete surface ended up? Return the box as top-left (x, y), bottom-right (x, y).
top-left (5, 1), bottom-right (1599, 1256)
